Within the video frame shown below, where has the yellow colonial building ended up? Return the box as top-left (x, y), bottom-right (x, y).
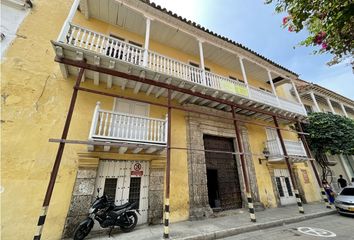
top-left (2, 0), bottom-right (322, 239)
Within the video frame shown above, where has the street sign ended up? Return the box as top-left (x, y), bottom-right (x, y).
top-left (297, 227), bottom-right (336, 237)
top-left (131, 162), bottom-right (144, 177)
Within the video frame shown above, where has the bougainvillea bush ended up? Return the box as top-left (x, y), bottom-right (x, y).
top-left (266, 0), bottom-right (354, 65)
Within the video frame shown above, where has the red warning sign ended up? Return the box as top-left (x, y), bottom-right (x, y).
top-left (131, 163), bottom-right (143, 177)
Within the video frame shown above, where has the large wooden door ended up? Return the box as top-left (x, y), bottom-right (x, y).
top-left (203, 135), bottom-right (242, 209)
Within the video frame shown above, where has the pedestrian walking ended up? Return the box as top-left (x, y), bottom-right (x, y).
top-left (337, 175), bottom-right (347, 189)
top-left (322, 179), bottom-right (335, 204)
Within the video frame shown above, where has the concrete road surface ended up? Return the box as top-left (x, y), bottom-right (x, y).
top-left (223, 214), bottom-right (354, 240)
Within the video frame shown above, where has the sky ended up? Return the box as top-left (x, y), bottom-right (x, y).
top-left (151, 0), bottom-right (354, 99)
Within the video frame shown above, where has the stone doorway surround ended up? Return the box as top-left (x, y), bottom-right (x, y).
top-left (62, 153), bottom-right (165, 238)
top-left (185, 105), bottom-right (262, 220)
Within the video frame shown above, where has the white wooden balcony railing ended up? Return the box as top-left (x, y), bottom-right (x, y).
top-left (266, 138), bottom-right (306, 159)
top-left (89, 102), bottom-right (167, 144)
top-left (64, 24), bottom-right (305, 115)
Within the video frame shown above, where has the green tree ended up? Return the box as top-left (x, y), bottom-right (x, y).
top-left (266, 0), bottom-right (354, 65)
top-left (303, 112), bottom-right (354, 155)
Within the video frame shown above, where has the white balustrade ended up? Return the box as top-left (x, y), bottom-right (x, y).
top-left (249, 86), bottom-right (278, 106)
top-left (266, 139), bottom-right (283, 158)
top-left (67, 24), bottom-right (144, 66)
top-left (284, 140), bottom-right (307, 156)
top-left (147, 50), bottom-right (204, 84)
top-left (266, 138), bottom-right (306, 159)
top-left (278, 97), bottom-right (306, 115)
top-left (89, 105), bottom-right (167, 144)
top-left (65, 24), bottom-right (306, 116)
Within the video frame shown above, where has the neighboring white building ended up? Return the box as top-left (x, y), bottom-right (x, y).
top-left (294, 79), bottom-right (354, 192)
top-left (0, 0), bottom-right (32, 60)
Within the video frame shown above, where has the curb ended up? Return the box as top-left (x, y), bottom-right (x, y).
top-left (176, 210), bottom-right (336, 240)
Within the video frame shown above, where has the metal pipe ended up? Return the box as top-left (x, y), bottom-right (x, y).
top-left (55, 57), bottom-right (302, 122)
top-left (231, 106), bottom-right (256, 222)
top-left (273, 116), bottom-right (304, 214)
top-left (33, 68), bottom-right (85, 240)
top-left (296, 121), bottom-right (322, 187)
top-left (76, 87), bottom-right (308, 136)
top-left (163, 89), bottom-right (172, 239)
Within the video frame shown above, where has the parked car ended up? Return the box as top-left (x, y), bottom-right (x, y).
top-left (334, 186), bottom-right (354, 216)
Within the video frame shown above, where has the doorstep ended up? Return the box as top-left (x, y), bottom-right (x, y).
top-left (79, 202), bottom-right (336, 240)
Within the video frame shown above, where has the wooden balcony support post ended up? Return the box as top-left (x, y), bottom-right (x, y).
top-left (231, 106), bottom-right (256, 222)
top-left (340, 103), bottom-right (348, 117)
top-left (290, 79), bottom-right (307, 114)
top-left (57, 0), bottom-right (80, 42)
top-left (273, 116), bottom-right (304, 214)
top-left (238, 57), bottom-right (250, 94)
top-left (163, 89), bottom-right (172, 239)
top-left (88, 101), bottom-right (101, 140)
top-left (33, 68), bottom-right (85, 240)
top-left (309, 91), bottom-right (321, 112)
top-left (143, 17), bottom-right (151, 67)
top-left (267, 70), bottom-right (280, 106)
top-left (198, 39), bottom-right (206, 85)
top-left (326, 98), bottom-right (335, 114)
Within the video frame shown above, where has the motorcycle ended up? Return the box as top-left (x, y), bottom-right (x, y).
top-left (73, 189), bottom-right (139, 240)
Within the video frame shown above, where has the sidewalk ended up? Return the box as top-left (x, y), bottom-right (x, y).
top-left (86, 202), bottom-right (336, 240)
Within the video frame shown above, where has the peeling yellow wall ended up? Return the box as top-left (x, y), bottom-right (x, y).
top-left (245, 120), bottom-right (321, 207)
top-left (2, 1), bottom-right (321, 239)
top-left (1, 1), bottom-right (188, 239)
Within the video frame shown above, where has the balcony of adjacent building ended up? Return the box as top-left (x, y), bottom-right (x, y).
top-left (299, 89), bottom-right (354, 119)
top-left (51, 0), bottom-right (307, 124)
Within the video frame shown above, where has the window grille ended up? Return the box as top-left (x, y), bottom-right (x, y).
top-left (104, 178), bottom-right (118, 202)
top-left (128, 177), bottom-right (141, 209)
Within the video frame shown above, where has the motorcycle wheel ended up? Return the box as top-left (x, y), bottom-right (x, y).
top-left (120, 211), bottom-right (138, 233)
top-left (73, 223), bottom-right (92, 240)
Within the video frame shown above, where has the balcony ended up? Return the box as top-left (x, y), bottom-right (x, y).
top-left (53, 24), bottom-right (306, 118)
top-left (266, 138), bottom-right (307, 162)
top-left (88, 102), bottom-right (167, 154)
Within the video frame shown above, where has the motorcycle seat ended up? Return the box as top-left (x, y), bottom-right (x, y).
top-left (113, 202), bottom-right (131, 211)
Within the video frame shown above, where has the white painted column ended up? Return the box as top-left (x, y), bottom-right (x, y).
top-left (267, 70), bottom-right (280, 106)
top-left (57, 0), bottom-right (81, 42)
top-left (239, 57), bottom-right (250, 95)
top-left (198, 39), bottom-right (206, 85)
top-left (290, 80), bottom-right (307, 114)
top-left (309, 91), bottom-right (321, 112)
top-left (326, 98), bottom-right (335, 114)
top-left (340, 103), bottom-right (348, 117)
top-left (143, 17), bottom-right (151, 67)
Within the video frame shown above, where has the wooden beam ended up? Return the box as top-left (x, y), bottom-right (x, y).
top-left (134, 82), bottom-right (143, 94)
top-left (54, 57), bottom-right (303, 122)
top-left (178, 94), bottom-right (190, 103)
top-left (103, 145), bottom-right (110, 152)
top-left (119, 147), bottom-right (128, 154)
top-left (146, 147), bottom-right (157, 153)
top-left (132, 147), bottom-right (143, 154)
top-left (107, 60), bottom-right (115, 88)
top-left (146, 85), bottom-right (154, 96)
top-left (93, 56), bottom-right (100, 85)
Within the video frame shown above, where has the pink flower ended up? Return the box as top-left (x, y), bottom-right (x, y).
top-left (282, 16), bottom-right (289, 25)
top-left (288, 26), bottom-right (295, 32)
top-left (321, 42), bottom-right (328, 50)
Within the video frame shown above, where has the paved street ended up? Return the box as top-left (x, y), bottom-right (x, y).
top-left (223, 214), bottom-right (354, 240)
